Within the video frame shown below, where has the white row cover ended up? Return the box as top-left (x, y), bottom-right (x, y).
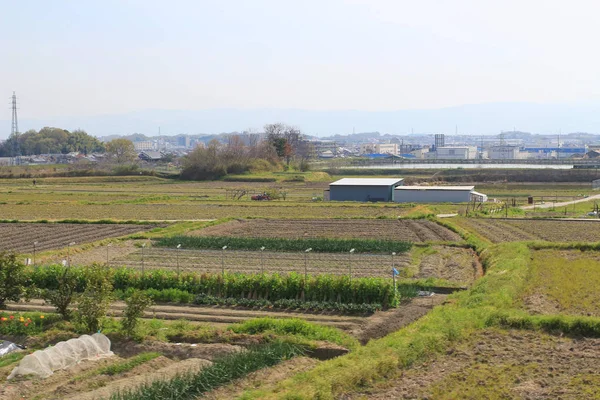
top-left (8, 333), bottom-right (113, 380)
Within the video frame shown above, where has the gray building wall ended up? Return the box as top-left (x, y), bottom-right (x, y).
top-left (394, 189), bottom-right (472, 203)
top-left (330, 185), bottom-right (393, 202)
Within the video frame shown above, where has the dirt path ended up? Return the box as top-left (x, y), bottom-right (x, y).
top-left (521, 193), bottom-right (600, 210)
top-left (351, 295), bottom-right (447, 344)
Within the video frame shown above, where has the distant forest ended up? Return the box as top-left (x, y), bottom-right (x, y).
top-left (0, 128), bottom-right (105, 156)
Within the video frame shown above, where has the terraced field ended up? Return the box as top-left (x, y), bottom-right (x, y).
top-left (0, 223), bottom-right (158, 253)
top-left (456, 218), bottom-right (600, 243)
top-left (191, 219), bottom-right (462, 242)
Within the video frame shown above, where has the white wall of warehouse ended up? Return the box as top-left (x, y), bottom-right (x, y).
top-left (394, 189), bottom-right (472, 203)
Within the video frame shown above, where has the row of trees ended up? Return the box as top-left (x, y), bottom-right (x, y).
top-left (181, 123), bottom-right (314, 180)
top-left (0, 128), bottom-right (106, 157)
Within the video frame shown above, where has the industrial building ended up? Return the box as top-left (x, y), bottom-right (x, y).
top-left (394, 186), bottom-right (488, 203)
top-left (429, 146), bottom-right (478, 159)
top-left (488, 145), bottom-right (525, 160)
top-left (327, 178), bottom-right (404, 202)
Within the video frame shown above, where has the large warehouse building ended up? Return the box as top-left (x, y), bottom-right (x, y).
top-left (327, 178), bottom-right (404, 202)
top-left (394, 186), bottom-right (488, 203)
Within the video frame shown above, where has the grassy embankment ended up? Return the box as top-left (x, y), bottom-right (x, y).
top-left (237, 218), bottom-right (600, 399)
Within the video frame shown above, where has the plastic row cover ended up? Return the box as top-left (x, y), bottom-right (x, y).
top-left (7, 333), bottom-right (113, 380)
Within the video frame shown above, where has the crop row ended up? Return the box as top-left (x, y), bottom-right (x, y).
top-left (155, 235), bottom-right (413, 254)
top-left (29, 265), bottom-right (399, 307)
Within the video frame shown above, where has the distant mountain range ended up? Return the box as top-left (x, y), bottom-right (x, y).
top-left (3, 102), bottom-right (600, 139)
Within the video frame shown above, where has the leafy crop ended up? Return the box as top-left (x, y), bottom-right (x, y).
top-left (31, 267), bottom-right (400, 308)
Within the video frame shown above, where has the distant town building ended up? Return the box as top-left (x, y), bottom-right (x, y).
top-left (434, 134), bottom-right (445, 150)
top-left (430, 146), bottom-right (477, 160)
top-left (134, 141), bottom-right (154, 151)
top-left (488, 145), bottom-right (525, 160)
top-left (359, 143), bottom-right (398, 156)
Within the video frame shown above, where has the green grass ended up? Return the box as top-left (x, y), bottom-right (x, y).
top-left (98, 352), bottom-right (161, 376)
top-left (239, 242), bottom-right (531, 399)
top-left (156, 235), bottom-right (412, 254)
top-left (110, 342), bottom-right (307, 400)
top-left (0, 351), bottom-right (26, 368)
top-left (228, 318), bottom-right (358, 350)
top-left (522, 249), bottom-right (600, 316)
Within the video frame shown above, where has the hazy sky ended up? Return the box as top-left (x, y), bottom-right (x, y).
top-left (2, 0), bottom-right (600, 120)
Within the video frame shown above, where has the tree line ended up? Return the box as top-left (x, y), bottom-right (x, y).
top-left (0, 127), bottom-right (105, 157)
top-left (181, 123), bottom-right (315, 180)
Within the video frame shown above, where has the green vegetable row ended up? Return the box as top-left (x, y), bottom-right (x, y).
top-left (155, 235), bottom-right (412, 254)
top-left (29, 266), bottom-right (399, 307)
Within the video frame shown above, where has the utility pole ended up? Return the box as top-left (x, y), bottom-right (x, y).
top-left (10, 92), bottom-right (20, 165)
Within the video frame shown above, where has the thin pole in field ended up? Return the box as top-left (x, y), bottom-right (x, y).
top-left (141, 243), bottom-right (146, 275)
top-left (222, 246), bottom-right (228, 276)
top-left (176, 244), bottom-right (182, 277)
top-left (349, 248), bottom-right (355, 281)
top-left (391, 252), bottom-right (396, 291)
top-left (67, 242), bottom-right (75, 268)
top-left (260, 246), bottom-right (265, 273)
top-left (106, 243), bottom-right (112, 265)
top-left (304, 248), bottom-right (312, 282)
top-left (33, 241), bottom-right (37, 267)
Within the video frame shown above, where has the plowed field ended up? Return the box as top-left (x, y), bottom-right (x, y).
top-left (456, 218), bottom-right (600, 243)
top-left (191, 219), bottom-right (462, 243)
top-left (0, 223), bottom-right (158, 253)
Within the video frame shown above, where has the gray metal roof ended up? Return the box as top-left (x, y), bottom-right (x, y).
top-left (395, 185), bottom-right (475, 191)
top-left (330, 178), bottom-right (404, 187)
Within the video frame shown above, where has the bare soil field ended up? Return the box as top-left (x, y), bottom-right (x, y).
top-left (0, 223), bottom-right (159, 253)
top-left (190, 218), bottom-right (462, 242)
top-left (349, 329), bottom-right (600, 399)
top-left (456, 218), bottom-right (600, 243)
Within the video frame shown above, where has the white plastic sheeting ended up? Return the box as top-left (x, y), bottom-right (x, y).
top-left (7, 333), bottom-right (113, 380)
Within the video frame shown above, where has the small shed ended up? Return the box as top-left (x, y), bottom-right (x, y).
top-left (328, 178), bottom-right (404, 202)
top-left (394, 186), bottom-right (487, 203)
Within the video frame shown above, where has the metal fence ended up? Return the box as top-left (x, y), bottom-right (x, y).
top-left (107, 247), bottom-right (411, 279)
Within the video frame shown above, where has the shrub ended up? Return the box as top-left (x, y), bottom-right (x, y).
top-left (0, 252), bottom-right (28, 309)
top-left (41, 266), bottom-right (80, 320)
top-left (121, 290), bottom-right (153, 339)
top-left (75, 264), bottom-right (114, 333)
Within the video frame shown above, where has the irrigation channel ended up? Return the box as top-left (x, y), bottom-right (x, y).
top-left (107, 248), bottom-right (412, 279)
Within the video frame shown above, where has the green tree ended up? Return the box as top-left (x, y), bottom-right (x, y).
top-left (106, 139), bottom-right (137, 164)
top-left (121, 290), bottom-right (153, 339)
top-left (0, 252), bottom-right (28, 309)
top-left (42, 266), bottom-right (80, 320)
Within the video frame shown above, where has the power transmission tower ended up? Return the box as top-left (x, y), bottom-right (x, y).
top-left (10, 92), bottom-right (21, 165)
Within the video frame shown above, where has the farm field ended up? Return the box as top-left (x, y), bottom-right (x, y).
top-left (349, 329), bottom-right (600, 399)
top-left (522, 249), bottom-right (600, 316)
top-left (103, 245), bottom-right (478, 284)
top-left (454, 217), bottom-right (600, 243)
top-left (190, 218), bottom-right (462, 242)
top-left (0, 223), bottom-right (159, 253)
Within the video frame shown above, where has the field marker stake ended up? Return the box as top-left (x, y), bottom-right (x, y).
top-left (33, 241), bottom-right (38, 267)
top-left (222, 246), bottom-right (228, 276)
top-left (176, 244), bottom-right (182, 277)
top-left (349, 248), bottom-right (355, 281)
top-left (304, 248), bottom-right (312, 283)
